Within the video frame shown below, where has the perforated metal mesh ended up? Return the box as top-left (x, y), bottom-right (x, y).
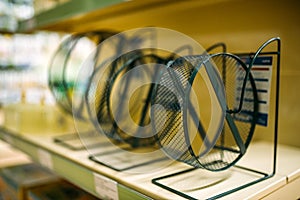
top-left (198, 54), bottom-right (258, 171)
top-left (151, 53), bottom-right (258, 171)
top-left (86, 49), bottom-right (174, 147)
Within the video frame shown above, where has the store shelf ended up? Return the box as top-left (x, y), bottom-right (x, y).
top-left (0, 127), bottom-right (151, 200)
top-left (18, 0), bottom-right (166, 32)
top-left (0, 125), bottom-right (299, 199)
top-left (19, 0), bottom-right (121, 32)
top-left (18, 0), bottom-right (233, 33)
top-left (2, 0), bottom-right (300, 199)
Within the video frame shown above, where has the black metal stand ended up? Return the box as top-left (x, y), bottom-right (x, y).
top-left (152, 38), bottom-right (281, 200)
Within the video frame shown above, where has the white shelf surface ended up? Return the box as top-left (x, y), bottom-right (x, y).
top-left (0, 126), bottom-right (299, 200)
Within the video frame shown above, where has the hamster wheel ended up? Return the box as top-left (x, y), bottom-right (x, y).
top-left (86, 48), bottom-right (180, 148)
top-left (151, 53), bottom-right (258, 171)
top-left (48, 31), bottom-right (118, 149)
top-left (48, 31), bottom-right (115, 116)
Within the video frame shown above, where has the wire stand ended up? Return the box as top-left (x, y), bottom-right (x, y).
top-left (152, 37), bottom-right (281, 199)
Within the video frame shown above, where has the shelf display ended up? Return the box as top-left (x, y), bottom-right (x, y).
top-left (73, 25), bottom-right (282, 198)
top-left (0, 0), bottom-right (300, 199)
top-left (151, 37), bottom-right (281, 199)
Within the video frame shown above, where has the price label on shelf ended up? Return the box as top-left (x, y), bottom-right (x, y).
top-left (37, 149), bottom-right (53, 170)
top-left (93, 173), bottom-right (119, 200)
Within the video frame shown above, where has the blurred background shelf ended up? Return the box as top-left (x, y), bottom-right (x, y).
top-left (19, 0), bottom-right (125, 32)
top-left (18, 0), bottom-right (238, 33)
top-left (18, 0), bottom-right (168, 32)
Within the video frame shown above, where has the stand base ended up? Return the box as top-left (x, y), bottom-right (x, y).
top-left (152, 164), bottom-right (274, 200)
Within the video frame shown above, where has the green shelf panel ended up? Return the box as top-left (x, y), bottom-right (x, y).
top-left (51, 153), bottom-right (99, 197)
top-left (118, 184), bottom-right (152, 200)
top-left (19, 0), bottom-right (124, 32)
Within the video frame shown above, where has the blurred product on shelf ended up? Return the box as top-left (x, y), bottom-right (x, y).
top-left (0, 32), bottom-right (64, 105)
top-left (0, 32), bottom-right (81, 135)
top-left (0, 0), bottom-right (34, 32)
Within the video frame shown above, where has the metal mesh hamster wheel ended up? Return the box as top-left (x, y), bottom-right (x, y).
top-left (151, 53), bottom-right (258, 171)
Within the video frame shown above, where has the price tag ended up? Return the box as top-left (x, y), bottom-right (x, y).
top-left (94, 173), bottom-right (119, 200)
top-left (37, 149), bottom-right (53, 170)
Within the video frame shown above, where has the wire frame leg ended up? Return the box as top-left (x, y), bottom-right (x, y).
top-left (152, 163), bottom-right (275, 200)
